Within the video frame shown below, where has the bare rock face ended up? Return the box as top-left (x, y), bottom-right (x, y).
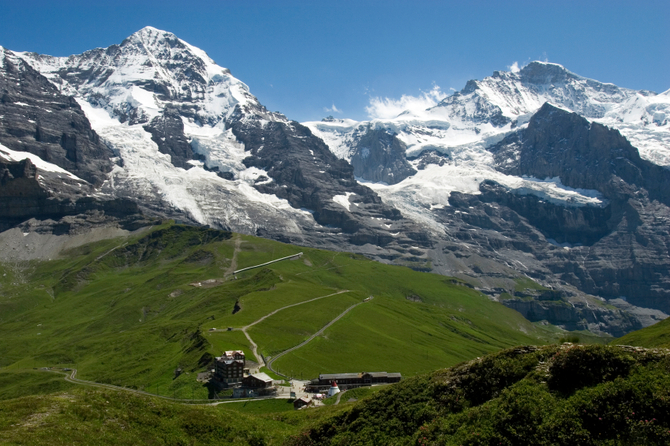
top-left (349, 127), bottom-right (416, 185)
top-left (229, 106), bottom-right (430, 250)
top-left (476, 180), bottom-right (612, 246)
top-left (491, 102), bottom-right (670, 206)
top-left (480, 104), bottom-right (670, 315)
top-left (0, 157), bottom-right (143, 233)
top-left (143, 105), bottom-right (193, 169)
top-left (0, 49), bottom-right (113, 185)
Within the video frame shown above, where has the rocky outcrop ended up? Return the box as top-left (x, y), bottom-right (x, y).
top-left (349, 127), bottom-right (416, 184)
top-left (0, 49), bottom-right (113, 185)
top-left (229, 105), bottom-right (430, 249)
top-left (502, 297), bottom-right (640, 337)
top-left (491, 102), bottom-right (670, 207)
top-left (0, 157), bottom-right (142, 232)
top-left (143, 105), bottom-right (193, 168)
top-left (476, 180), bottom-right (612, 246)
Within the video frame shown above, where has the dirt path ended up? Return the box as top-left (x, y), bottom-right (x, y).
top-left (266, 299), bottom-right (366, 378)
top-left (241, 329), bottom-right (263, 367)
top-left (43, 368), bottom-right (210, 403)
top-left (39, 368), bottom-right (280, 405)
top-left (334, 389), bottom-right (346, 405)
top-left (224, 234), bottom-right (242, 277)
top-left (240, 290), bottom-right (350, 367)
top-left (244, 290), bottom-right (350, 330)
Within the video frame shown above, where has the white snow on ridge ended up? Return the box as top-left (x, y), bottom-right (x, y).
top-left (332, 192), bottom-right (355, 211)
top-left (0, 143), bottom-right (84, 181)
top-left (18, 26), bottom-right (255, 126)
top-left (305, 61), bottom-right (668, 229)
top-left (75, 99), bottom-right (312, 231)
top-left (9, 28), bottom-right (317, 235)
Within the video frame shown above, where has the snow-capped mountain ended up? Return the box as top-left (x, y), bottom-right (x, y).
top-left (308, 61), bottom-right (669, 163)
top-left (2, 28), bottom-right (669, 335)
top-left (2, 27), bottom-right (427, 258)
top-left (305, 61), bottom-right (670, 333)
top-left (306, 62), bottom-right (669, 214)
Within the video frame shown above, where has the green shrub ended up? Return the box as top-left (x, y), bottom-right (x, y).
top-left (548, 345), bottom-right (635, 394)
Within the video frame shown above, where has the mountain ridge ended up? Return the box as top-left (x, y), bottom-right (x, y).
top-left (1, 27), bottom-right (669, 335)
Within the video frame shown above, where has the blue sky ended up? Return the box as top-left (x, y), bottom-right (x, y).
top-left (1, 0), bottom-right (668, 122)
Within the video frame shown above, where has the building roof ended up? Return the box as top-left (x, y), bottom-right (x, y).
top-left (223, 350), bottom-right (245, 357)
top-left (318, 372), bottom-right (401, 380)
top-left (319, 373), bottom-right (362, 380)
top-left (246, 372), bottom-right (273, 383)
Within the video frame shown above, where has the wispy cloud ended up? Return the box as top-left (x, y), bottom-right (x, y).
top-left (508, 61), bottom-right (521, 73)
top-left (365, 85), bottom-right (446, 120)
top-left (324, 103), bottom-right (342, 113)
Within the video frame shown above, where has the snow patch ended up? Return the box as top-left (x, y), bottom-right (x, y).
top-left (0, 143), bottom-right (84, 181)
top-left (332, 192), bottom-right (355, 211)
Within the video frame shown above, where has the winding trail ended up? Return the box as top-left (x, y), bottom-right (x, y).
top-left (34, 290), bottom-right (368, 404)
top-left (265, 299), bottom-right (366, 378)
top-left (334, 389), bottom-right (346, 405)
top-left (224, 234), bottom-right (242, 278)
top-left (240, 290), bottom-right (350, 366)
top-left (39, 368), bottom-right (280, 406)
top-left (41, 368), bottom-right (212, 404)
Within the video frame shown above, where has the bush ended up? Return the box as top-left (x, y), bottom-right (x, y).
top-left (548, 345), bottom-right (635, 394)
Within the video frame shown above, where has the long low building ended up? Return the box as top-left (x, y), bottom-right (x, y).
top-left (306, 371), bottom-right (402, 391)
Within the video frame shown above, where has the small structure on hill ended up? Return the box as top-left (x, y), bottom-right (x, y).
top-left (294, 396), bottom-right (312, 410)
top-left (242, 372), bottom-right (274, 389)
top-left (327, 381), bottom-right (340, 397)
top-left (307, 371), bottom-right (402, 392)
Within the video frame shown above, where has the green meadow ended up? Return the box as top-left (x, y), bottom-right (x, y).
top-left (0, 222), bottom-right (564, 399)
top-left (615, 317), bottom-right (670, 349)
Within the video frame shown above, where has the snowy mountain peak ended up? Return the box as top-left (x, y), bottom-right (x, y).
top-left (18, 28), bottom-right (256, 126)
top-left (125, 25), bottom-right (176, 42)
top-left (516, 61), bottom-right (573, 84)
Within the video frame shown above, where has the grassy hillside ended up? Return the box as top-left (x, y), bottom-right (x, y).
top-left (289, 344), bottom-right (670, 445)
top-left (0, 222), bottom-right (564, 398)
top-left (0, 385), bottom-right (341, 445)
top-left (1, 344), bottom-right (667, 445)
top-left (615, 317), bottom-right (670, 349)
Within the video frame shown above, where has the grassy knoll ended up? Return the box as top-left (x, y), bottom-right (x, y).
top-left (0, 222), bottom-right (565, 400)
top-left (3, 344), bottom-right (667, 445)
top-left (615, 317), bottom-right (670, 348)
top-left (0, 370), bottom-right (77, 401)
top-left (289, 344), bottom-right (670, 445)
top-left (0, 387), bottom-right (343, 445)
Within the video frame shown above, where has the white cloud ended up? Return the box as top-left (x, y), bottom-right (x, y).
top-left (324, 103), bottom-right (342, 113)
top-left (508, 61), bottom-right (521, 73)
top-left (365, 84), bottom-right (447, 120)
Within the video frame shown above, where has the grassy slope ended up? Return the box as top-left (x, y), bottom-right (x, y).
top-left (0, 222), bottom-right (561, 398)
top-left (2, 344), bottom-right (668, 445)
top-left (288, 344), bottom-right (670, 446)
top-left (615, 317), bottom-right (670, 348)
top-left (0, 386), bottom-right (344, 445)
